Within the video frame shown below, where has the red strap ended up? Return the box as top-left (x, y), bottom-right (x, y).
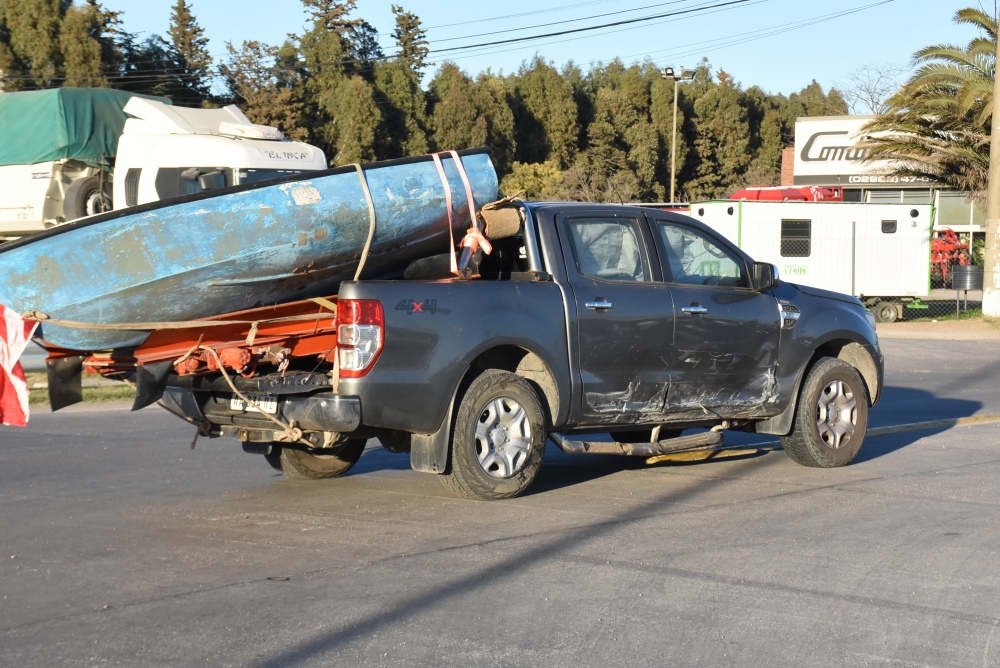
top-left (430, 152), bottom-right (459, 274)
top-left (447, 150), bottom-right (493, 259)
top-left (448, 150), bottom-right (478, 231)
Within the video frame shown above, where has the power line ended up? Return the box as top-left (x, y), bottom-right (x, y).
top-left (431, 0), bottom-right (751, 54)
top-left (423, 0), bottom-right (627, 30)
top-left (430, 0), bottom-right (701, 44)
top-left (429, 0), bottom-right (770, 63)
top-left (1, 0), bottom-right (899, 105)
top-left (617, 0), bottom-right (898, 65)
top-left (433, 0), bottom-right (891, 74)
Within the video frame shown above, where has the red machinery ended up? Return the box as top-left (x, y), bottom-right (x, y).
top-left (729, 186), bottom-right (844, 202)
top-left (931, 228), bottom-right (971, 287)
top-left (41, 296), bottom-right (341, 384)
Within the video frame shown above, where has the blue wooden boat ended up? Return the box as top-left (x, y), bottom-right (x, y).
top-left (0, 148), bottom-right (497, 351)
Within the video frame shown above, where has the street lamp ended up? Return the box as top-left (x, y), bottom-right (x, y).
top-left (660, 66), bottom-right (696, 204)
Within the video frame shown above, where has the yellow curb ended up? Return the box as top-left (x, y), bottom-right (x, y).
top-left (646, 447), bottom-right (775, 465)
top-left (867, 413), bottom-right (1000, 436)
top-left (645, 414), bottom-right (1000, 464)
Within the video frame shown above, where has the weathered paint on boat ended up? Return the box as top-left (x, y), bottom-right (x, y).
top-left (0, 149), bottom-right (497, 351)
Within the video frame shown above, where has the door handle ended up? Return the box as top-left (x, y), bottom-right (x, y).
top-left (585, 300), bottom-right (614, 310)
top-left (681, 305), bottom-right (708, 315)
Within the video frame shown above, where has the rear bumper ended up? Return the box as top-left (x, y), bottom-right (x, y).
top-left (160, 386), bottom-right (362, 435)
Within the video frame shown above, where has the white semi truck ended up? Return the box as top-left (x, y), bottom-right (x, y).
top-left (0, 89), bottom-right (326, 240)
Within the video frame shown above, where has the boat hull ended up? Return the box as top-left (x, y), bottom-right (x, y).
top-left (0, 149), bottom-right (497, 351)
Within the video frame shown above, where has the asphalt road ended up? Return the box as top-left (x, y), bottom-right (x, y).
top-left (18, 340), bottom-right (46, 374)
top-left (3, 337), bottom-right (1000, 667)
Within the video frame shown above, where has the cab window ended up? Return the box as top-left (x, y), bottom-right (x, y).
top-left (656, 221), bottom-right (747, 287)
top-left (565, 217), bottom-right (650, 282)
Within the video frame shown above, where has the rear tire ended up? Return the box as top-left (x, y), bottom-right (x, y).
top-left (871, 302), bottom-right (898, 323)
top-left (439, 370), bottom-right (546, 501)
top-left (268, 439), bottom-right (367, 479)
top-left (781, 358), bottom-right (869, 468)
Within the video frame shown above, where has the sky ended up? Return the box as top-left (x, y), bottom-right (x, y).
top-left (100, 0), bottom-right (985, 98)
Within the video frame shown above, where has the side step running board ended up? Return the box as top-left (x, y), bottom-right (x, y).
top-left (549, 430), bottom-right (724, 457)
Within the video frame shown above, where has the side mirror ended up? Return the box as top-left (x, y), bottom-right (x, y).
top-left (753, 262), bottom-right (779, 291)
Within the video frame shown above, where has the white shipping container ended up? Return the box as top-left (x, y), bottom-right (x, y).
top-left (688, 200), bottom-right (932, 301)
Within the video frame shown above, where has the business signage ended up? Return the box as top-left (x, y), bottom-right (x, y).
top-left (793, 116), bottom-right (933, 187)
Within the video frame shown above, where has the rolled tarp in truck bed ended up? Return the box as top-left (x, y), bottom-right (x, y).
top-left (0, 88), bottom-right (169, 167)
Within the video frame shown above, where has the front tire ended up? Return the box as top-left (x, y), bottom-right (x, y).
top-left (440, 370), bottom-right (546, 500)
top-left (64, 175), bottom-right (112, 220)
top-left (782, 358), bottom-right (869, 468)
top-left (267, 439), bottom-right (367, 479)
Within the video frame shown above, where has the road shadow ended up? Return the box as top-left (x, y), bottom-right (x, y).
top-left (847, 384), bottom-right (982, 464)
top-left (331, 382), bottom-right (983, 490)
top-left (248, 453), bottom-right (783, 668)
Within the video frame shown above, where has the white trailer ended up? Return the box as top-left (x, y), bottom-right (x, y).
top-left (687, 200), bottom-right (933, 322)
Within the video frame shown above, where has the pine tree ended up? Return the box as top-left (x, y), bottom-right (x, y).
top-left (220, 40), bottom-right (309, 141)
top-left (429, 64), bottom-right (516, 175)
top-left (509, 56), bottom-right (578, 169)
top-left (565, 62), bottom-right (661, 201)
top-left (687, 69), bottom-right (752, 200)
top-left (373, 59), bottom-right (429, 157)
top-left (391, 4), bottom-right (429, 80)
top-left (60, 4), bottom-right (104, 87)
top-left (296, 0), bottom-right (379, 163)
top-left (473, 72), bottom-right (516, 175)
top-left (372, 5), bottom-right (430, 158)
top-left (327, 74), bottom-right (381, 164)
top-left (301, 0), bottom-right (360, 33)
top-left (500, 160), bottom-right (563, 198)
top-left (429, 63), bottom-right (481, 151)
top-left (788, 80), bottom-right (848, 117)
top-left (118, 34), bottom-right (173, 97)
top-left (59, 0), bottom-right (122, 88)
top-left (166, 0), bottom-right (212, 104)
top-left (0, 0), bottom-right (67, 89)
top-left (744, 108), bottom-right (784, 186)
top-left (347, 19), bottom-right (382, 74)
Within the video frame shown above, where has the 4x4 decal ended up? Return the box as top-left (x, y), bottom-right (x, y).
top-left (396, 299), bottom-right (438, 315)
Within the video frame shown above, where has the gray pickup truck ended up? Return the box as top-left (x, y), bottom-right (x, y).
top-left (162, 201), bottom-right (884, 500)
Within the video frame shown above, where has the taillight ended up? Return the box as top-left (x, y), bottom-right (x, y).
top-left (337, 299), bottom-right (383, 378)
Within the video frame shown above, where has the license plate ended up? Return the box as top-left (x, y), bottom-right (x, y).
top-left (230, 395), bottom-right (278, 414)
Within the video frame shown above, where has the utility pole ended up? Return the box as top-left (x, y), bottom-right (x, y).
top-left (660, 67), bottom-right (696, 204)
top-left (983, 33), bottom-right (1000, 317)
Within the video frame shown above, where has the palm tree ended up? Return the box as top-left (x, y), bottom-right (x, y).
top-left (859, 7), bottom-right (997, 203)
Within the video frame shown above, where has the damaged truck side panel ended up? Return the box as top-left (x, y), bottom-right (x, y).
top-left (159, 201), bottom-right (883, 500)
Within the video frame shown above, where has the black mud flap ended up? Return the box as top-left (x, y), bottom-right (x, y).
top-left (410, 401), bottom-right (453, 474)
top-left (46, 356), bottom-right (83, 411)
top-left (132, 361), bottom-right (173, 411)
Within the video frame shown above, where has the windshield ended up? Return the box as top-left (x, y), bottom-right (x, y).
top-left (236, 169), bottom-right (310, 185)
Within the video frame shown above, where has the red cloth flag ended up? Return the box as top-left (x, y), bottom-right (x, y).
top-left (0, 304), bottom-right (38, 427)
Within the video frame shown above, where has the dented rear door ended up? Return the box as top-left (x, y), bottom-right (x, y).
top-left (555, 211), bottom-right (675, 423)
top-left (650, 217), bottom-right (781, 419)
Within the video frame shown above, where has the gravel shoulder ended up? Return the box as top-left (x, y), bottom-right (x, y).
top-left (876, 318), bottom-right (1000, 340)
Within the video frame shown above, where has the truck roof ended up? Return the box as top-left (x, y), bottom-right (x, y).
top-left (122, 98), bottom-right (282, 139)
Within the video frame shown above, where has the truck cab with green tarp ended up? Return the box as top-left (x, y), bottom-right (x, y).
top-left (0, 88), bottom-right (328, 241)
top-left (0, 88), bottom-right (170, 238)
